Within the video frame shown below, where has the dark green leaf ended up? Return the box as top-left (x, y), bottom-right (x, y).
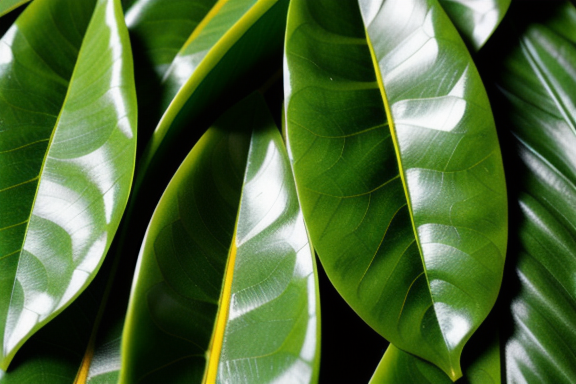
top-left (495, 2), bottom-right (576, 382)
top-left (438, 0), bottom-right (510, 51)
top-left (284, 0), bottom-right (507, 379)
top-left (136, 0), bottom-right (288, 176)
top-left (120, 93), bottom-right (319, 383)
top-left (125, 0), bottom-right (217, 80)
top-left (0, 0), bottom-right (136, 369)
top-left (124, 0), bottom-right (260, 146)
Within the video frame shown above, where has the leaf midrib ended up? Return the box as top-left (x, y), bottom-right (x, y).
top-left (362, 17), bottom-right (455, 377)
top-left (520, 31), bottom-right (576, 138)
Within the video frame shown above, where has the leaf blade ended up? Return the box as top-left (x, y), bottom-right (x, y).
top-left (284, 0), bottom-right (507, 378)
top-left (0, 0), bottom-right (136, 369)
top-left (493, 3), bottom-right (576, 382)
top-left (120, 94), bottom-right (319, 384)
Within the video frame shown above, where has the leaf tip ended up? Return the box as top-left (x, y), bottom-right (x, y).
top-left (447, 364), bottom-right (463, 382)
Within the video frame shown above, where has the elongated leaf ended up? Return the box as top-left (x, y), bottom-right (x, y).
top-left (438, 0), bottom-right (510, 51)
top-left (369, 3), bottom-right (576, 383)
top-left (284, 0), bottom-right (507, 379)
top-left (124, 0), bottom-right (257, 145)
top-left (120, 93), bottom-right (319, 383)
top-left (123, 0), bottom-right (216, 135)
top-left (138, 0), bottom-right (288, 177)
top-left (0, 0), bottom-right (30, 17)
top-left (125, 0), bottom-right (217, 79)
top-left (75, 3), bottom-right (290, 381)
top-left (0, 0), bottom-right (136, 369)
top-left (494, 2), bottom-right (576, 382)
top-left (160, 0), bottom-right (260, 107)
top-left (0, 257), bottom-right (111, 384)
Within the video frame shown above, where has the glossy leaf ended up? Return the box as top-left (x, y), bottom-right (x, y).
top-left (14, 3), bottom-right (290, 381)
top-left (120, 93), bottom-right (319, 384)
top-left (0, 258), bottom-right (111, 384)
top-left (369, 316), bottom-right (500, 384)
top-left (284, 0), bottom-right (507, 379)
top-left (125, 0), bottom-right (217, 80)
top-left (124, 0), bottom-right (259, 144)
top-left (0, 0), bottom-right (29, 17)
top-left (0, 0), bottom-right (136, 370)
top-left (495, 2), bottom-right (576, 382)
top-left (368, 3), bottom-right (576, 383)
top-left (438, 0), bottom-right (511, 51)
top-left (370, 338), bottom-right (499, 384)
top-left (109, 2), bottom-right (290, 352)
top-left (160, 0), bottom-right (260, 108)
top-left (138, 0), bottom-right (288, 177)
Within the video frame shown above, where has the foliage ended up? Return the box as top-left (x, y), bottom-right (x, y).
top-left (0, 0), bottom-right (574, 383)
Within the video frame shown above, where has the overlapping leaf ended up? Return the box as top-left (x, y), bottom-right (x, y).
top-left (496, 2), bottom-right (576, 382)
top-left (73, 2), bottom-right (290, 380)
top-left (438, 0), bottom-right (510, 51)
top-left (0, 0), bottom-right (136, 370)
top-left (370, 338), bottom-right (499, 384)
top-left (120, 94), bottom-right (319, 384)
top-left (284, 0), bottom-right (507, 378)
top-left (125, 0), bottom-right (216, 80)
top-left (0, 1), bottom-right (290, 380)
top-left (366, 2), bottom-right (576, 383)
top-left (137, 0), bottom-right (289, 179)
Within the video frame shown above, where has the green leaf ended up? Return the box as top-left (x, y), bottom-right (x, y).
top-left (137, 0), bottom-right (288, 177)
top-left (125, 0), bottom-right (217, 80)
top-left (0, 259), bottom-right (111, 384)
top-left (284, 0), bottom-right (507, 379)
top-left (0, 0), bottom-right (136, 370)
top-left (370, 336), bottom-right (500, 384)
top-left (369, 313), bottom-right (501, 384)
top-left (0, 0), bottom-right (30, 18)
top-left (368, 2), bottom-right (576, 383)
top-left (124, 0), bottom-right (261, 144)
top-left (120, 93), bottom-right (319, 383)
top-left (159, 0), bottom-right (261, 108)
top-left (438, 0), bottom-right (511, 51)
top-left (494, 2), bottom-right (576, 382)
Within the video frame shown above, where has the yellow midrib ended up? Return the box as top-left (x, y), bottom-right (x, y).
top-left (73, 329), bottom-right (96, 384)
top-left (182, 0), bottom-right (230, 50)
top-left (363, 29), bottom-right (424, 271)
top-left (363, 25), bottom-right (459, 381)
top-left (203, 236), bottom-right (238, 383)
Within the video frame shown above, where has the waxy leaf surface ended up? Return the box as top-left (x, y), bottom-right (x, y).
top-left (438, 0), bottom-right (510, 51)
top-left (370, 339), bottom-right (499, 384)
top-left (0, 0), bottom-right (136, 369)
top-left (7, 2), bottom-right (292, 381)
top-left (138, 0), bottom-right (288, 177)
top-left (125, 0), bottom-right (217, 80)
top-left (369, 3), bottom-right (576, 383)
top-left (120, 94), bottom-right (319, 384)
top-left (496, 2), bottom-right (576, 383)
top-left (284, 0), bottom-right (507, 379)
